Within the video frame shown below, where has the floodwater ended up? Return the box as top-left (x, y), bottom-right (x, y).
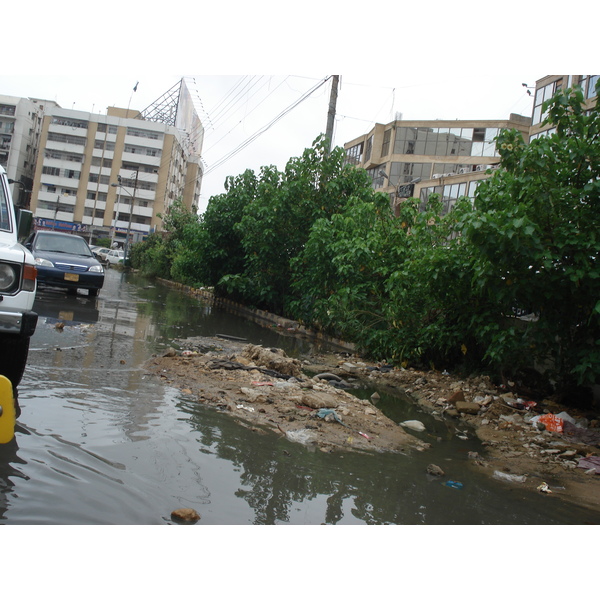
top-left (1, 268), bottom-right (599, 525)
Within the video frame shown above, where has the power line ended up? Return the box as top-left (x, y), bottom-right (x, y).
top-left (202, 76), bottom-right (331, 178)
top-left (201, 76), bottom-right (291, 157)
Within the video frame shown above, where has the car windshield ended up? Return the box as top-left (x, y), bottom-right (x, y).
top-left (35, 233), bottom-right (92, 256)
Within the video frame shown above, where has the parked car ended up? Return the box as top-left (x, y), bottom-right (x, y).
top-left (105, 249), bottom-right (125, 265)
top-left (92, 247), bottom-right (110, 263)
top-left (25, 230), bottom-right (104, 297)
top-left (0, 166), bottom-right (38, 389)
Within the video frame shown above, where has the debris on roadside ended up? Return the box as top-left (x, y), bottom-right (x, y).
top-left (427, 464), bottom-right (445, 477)
top-left (494, 470), bottom-right (527, 483)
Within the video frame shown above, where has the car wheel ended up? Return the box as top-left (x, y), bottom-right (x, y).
top-left (0, 335), bottom-right (30, 388)
top-left (89, 288), bottom-right (99, 297)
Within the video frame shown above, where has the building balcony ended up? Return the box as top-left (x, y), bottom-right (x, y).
top-left (45, 139), bottom-right (86, 156)
top-left (121, 150), bottom-right (161, 168)
top-left (92, 148), bottom-right (115, 160)
top-left (84, 198), bottom-right (107, 210)
top-left (35, 207), bottom-right (75, 222)
top-left (86, 181), bottom-right (110, 195)
top-left (39, 175), bottom-right (81, 193)
top-left (118, 168), bottom-right (159, 184)
top-left (48, 123), bottom-right (88, 138)
top-left (82, 215), bottom-right (106, 227)
top-left (123, 133), bottom-right (163, 150)
top-left (88, 164), bottom-right (113, 177)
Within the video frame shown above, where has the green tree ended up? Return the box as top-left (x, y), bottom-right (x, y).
top-left (461, 81), bottom-right (600, 386)
top-left (221, 136), bottom-right (378, 314)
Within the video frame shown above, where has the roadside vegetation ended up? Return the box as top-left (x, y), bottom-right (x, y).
top-left (129, 83), bottom-right (600, 396)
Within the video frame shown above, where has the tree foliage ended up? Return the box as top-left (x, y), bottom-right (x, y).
top-left (131, 84), bottom-right (600, 391)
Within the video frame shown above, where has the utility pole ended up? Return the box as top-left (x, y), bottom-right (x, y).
top-left (325, 75), bottom-right (339, 155)
top-left (124, 170), bottom-right (139, 262)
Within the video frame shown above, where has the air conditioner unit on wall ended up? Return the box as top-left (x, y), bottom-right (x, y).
top-left (476, 164), bottom-right (488, 172)
top-left (444, 172), bottom-right (455, 177)
top-left (432, 173), bottom-right (443, 179)
top-left (459, 167), bottom-right (470, 174)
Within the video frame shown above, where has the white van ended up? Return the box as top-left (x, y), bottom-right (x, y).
top-left (0, 165), bottom-right (38, 387)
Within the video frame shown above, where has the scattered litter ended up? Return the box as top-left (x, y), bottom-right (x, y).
top-left (444, 480), bottom-right (463, 489)
top-left (315, 408), bottom-right (349, 427)
top-left (236, 404), bottom-right (255, 413)
top-left (400, 420), bottom-right (426, 432)
top-left (252, 381), bottom-right (274, 386)
top-left (427, 464), bottom-right (445, 477)
top-left (493, 470), bottom-right (527, 483)
top-left (537, 414), bottom-right (564, 433)
top-left (577, 456), bottom-right (600, 474)
top-left (285, 429), bottom-right (316, 445)
top-left (537, 482), bottom-right (552, 494)
top-left (358, 431), bottom-right (370, 440)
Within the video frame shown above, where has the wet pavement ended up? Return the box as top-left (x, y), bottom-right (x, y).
top-left (1, 268), bottom-right (599, 524)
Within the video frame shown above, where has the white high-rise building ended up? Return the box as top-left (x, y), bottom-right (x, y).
top-left (27, 79), bottom-right (203, 245)
top-left (0, 95), bottom-right (58, 207)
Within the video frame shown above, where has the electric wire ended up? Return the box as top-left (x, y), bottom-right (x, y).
top-left (201, 76), bottom-right (331, 178)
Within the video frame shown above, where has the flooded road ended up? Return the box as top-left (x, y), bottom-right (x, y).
top-left (2, 268), bottom-right (599, 524)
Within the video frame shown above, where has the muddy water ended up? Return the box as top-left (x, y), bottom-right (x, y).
top-left (1, 269), bottom-right (599, 524)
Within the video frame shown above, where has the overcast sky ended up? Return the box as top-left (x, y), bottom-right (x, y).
top-left (3, 2), bottom-right (595, 214)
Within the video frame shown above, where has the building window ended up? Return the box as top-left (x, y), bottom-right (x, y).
top-left (579, 75), bottom-right (599, 99)
top-left (345, 142), bottom-right (363, 165)
top-left (365, 136), bottom-right (373, 162)
top-left (42, 166), bottom-right (61, 177)
top-left (51, 117), bottom-right (88, 129)
top-left (48, 132), bottom-right (86, 146)
top-left (0, 104), bottom-right (16, 116)
top-left (127, 127), bottom-right (161, 140)
top-left (381, 129), bottom-right (391, 157)
top-left (532, 79), bottom-right (562, 125)
top-left (390, 162), bottom-right (432, 185)
top-left (393, 126), bottom-right (498, 157)
top-left (366, 166), bottom-right (383, 188)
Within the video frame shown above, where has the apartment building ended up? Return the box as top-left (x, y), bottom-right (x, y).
top-left (28, 98), bottom-right (203, 246)
top-left (344, 114), bottom-right (531, 216)
top-left (0, 95), bottom-right (58, 207)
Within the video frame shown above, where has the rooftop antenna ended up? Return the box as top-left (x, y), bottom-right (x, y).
top-left (127, 82), bottom-right (139, 117)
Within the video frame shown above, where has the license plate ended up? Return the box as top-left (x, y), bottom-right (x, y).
top-left (64, 273), bottom-right (79, 282)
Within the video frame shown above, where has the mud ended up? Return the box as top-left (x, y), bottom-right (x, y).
top-left (145, 336), bottom-right (600, 513)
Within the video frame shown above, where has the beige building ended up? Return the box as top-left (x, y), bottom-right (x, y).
top-left (28, 81), bottom-right (203, 245)
top-left (530, 75), bottom-right (599, 140)
top-left (344, 74), bottom-right (598, 216)
top-left (344, 114), bottom-right (531, 216)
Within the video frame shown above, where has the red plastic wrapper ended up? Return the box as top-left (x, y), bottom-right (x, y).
top-left (538, 413), bottom-right (564, 433)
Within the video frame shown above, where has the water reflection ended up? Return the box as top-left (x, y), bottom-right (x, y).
top-left (2, 269), bottom-right (599, 524)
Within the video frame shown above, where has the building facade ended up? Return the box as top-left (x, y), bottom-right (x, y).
top-left (28, 99), bottom-right (203, 245)
top-left (344, 114), bottom-right (531, 216)
top-left (0, 95), bottom-right (58, 208)
top-left (344, 74), bottom-right (598, 216)
top-left (530, 74), bottom-right (599, 140)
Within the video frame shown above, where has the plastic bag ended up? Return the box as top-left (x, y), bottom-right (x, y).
top-left (493, 470), bottom-right (527, 483)
top-left (538, 413), bottom-right (564, 433)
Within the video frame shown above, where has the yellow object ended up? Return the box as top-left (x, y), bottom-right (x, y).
top-left (0, 375), bottom-right (16, 444)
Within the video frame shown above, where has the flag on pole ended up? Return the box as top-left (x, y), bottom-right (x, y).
top-left (133, 82), bottom-right (139, 92)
